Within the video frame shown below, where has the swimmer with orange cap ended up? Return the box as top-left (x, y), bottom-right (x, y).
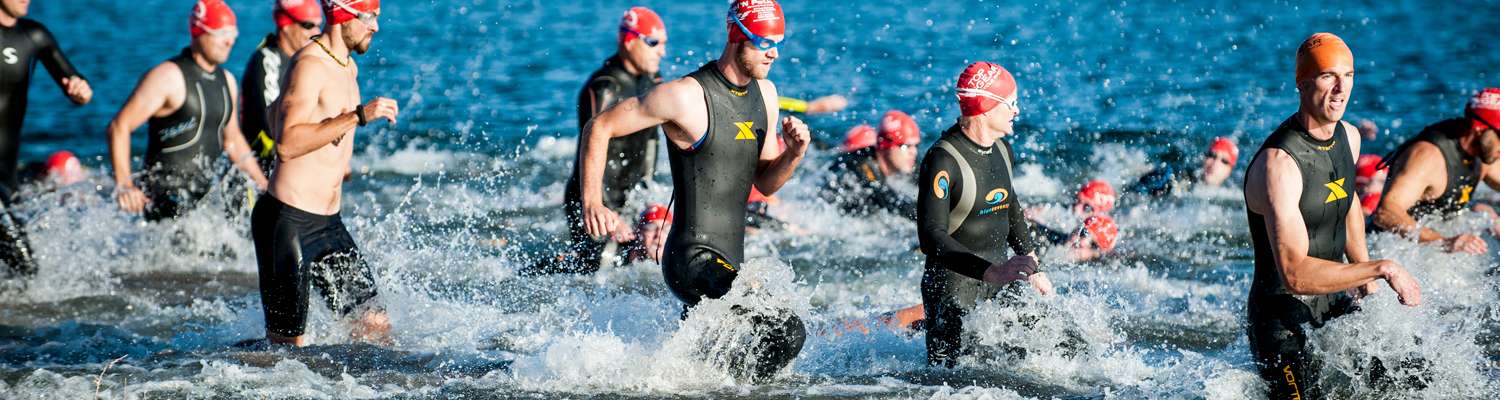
top-left (1242, 32), bottom-right (1420, 400)
top-left (1128, 136), bottom-right (1240, 197)
top-left (240, 0), bottom-right (324, 175)
top-left (820, 110), bottom-right (922, 220)
top-left (916, 61), bottom-right (1054, 367)
top-left (253, 0), bottom-right (396, 348)
top-left (576, 0), bottom-right (809, 381)
top-left (1372, 88), bottom-right (1500, 254)
top-left (107, 0), bottom-right (269, 222)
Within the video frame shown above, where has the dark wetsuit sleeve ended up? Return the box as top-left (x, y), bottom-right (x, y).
top-left (916, 149), bottom-right (992, 280)
top-left (28, 22), bottom-right (84, 87)
top-left (1004, 145), bottom-right (1035, 256)
top-left (584, 76), bottom-right (621, 119)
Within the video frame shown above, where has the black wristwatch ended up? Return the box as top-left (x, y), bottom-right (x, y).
top-left (355, 104), bottom-right (368, 126)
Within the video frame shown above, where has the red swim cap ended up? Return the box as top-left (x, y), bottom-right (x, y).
top-left (956, 61), bottom-right (1018, 117)
top-left (1355, 154), bottom-right (1386, 187)
top-left (1076, 180), bottom-right (1117, 215)
top-left (1360, 193), bottom-right (1381, 215)
top-left (1295, 33), bottom-right (1353, 84)
top-left (324, 0), bottom-right (379, 26)
top-left (1209, 137), bottom-right (1239, 166)
top-left (727, 0), bottom-right (785, 44)
top-left (639, 203), bottom-right (673, 225)
top-left (877, 110), bottom-right (920, 151)
top-left (619, 7), bottom-right (665, 45)
top-left (45, 151), bottom-right (85, 186)
top-left (1467, 88), bottom-right (1500, 132)
top-left (190, 0), bottom-right (237, 38)
top-left (275, 0), bottom-right (323, 28)
top-left (842, 124), bottom-right (876, 152)
top-left (1083, 215), bottom-right (1120, 252)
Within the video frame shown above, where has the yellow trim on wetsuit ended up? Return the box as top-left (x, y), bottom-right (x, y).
top-left (256, 130), bottom-right (276, 158)
top-left (778, 96), bottom-right (809, 113)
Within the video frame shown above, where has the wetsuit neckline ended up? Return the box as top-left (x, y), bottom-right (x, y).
top-left (948, 124), bottom-right (998, 153)
top-left (706, 61), bottom-right (753, 92)
top-left (177, 47), bottom-right (217, 75)
top-left (1286, 115), bottom-right (1339, 147)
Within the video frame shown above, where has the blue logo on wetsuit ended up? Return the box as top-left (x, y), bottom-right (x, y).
top-left (978, 188), bottom-right (1010, 215)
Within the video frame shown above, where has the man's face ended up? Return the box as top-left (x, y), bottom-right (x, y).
top-left (341, 12), bottom-right (380, 55)
top-left (1, 0), bottom-right (30, 19)
top-left (880, 137), bottom-right (920, 175)
top-left (1299, 64), bottom-right (1354, 125)
top-left (734, 36), bottom-right (781, 80)
top-left (984, 98), bottom-right (1019, 139)
top-left (281, 17), bottom-right (322, 49)
top-left (624, 30), bottom-right (666, 75)
top-left (1475, 127), bottom-right (1500, 164)
top-left (1200, 148), bottom-right (1234, 186)
top-left (193, 28), bottom-right (238, 65)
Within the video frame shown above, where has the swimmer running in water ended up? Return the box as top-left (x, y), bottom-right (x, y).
top-left (1129, 136), bottom-right (1239, 197)
top-left (107, 0), bottom-right (269, 222)
top-left (252, 0), bottom-right (395, 347)
top-left (240, 0), bottom-right (324, 175)
top-left (576, 0), bottom-right (811, 381)
top-left (917, 61), bottom-right (1055, 367)
top-left (1242, 32), bottom-right (1421, 399)
top-left (1371, 88), bottom-right (1500, 254)
top-left (0, 0), bottom-right (93, 277)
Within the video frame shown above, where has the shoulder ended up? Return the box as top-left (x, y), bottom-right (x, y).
top-left (652, 75), bottom-right (705, 103)
top-left (756, 79), bottom-right (778, 98)
top-left (144, 60), bottom-right (184, 84)
top-left (18, 18), bottom-right (54, 42)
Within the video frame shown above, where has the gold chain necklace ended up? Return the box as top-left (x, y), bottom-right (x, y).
top-left (311, 35), bottom-right (350, 68)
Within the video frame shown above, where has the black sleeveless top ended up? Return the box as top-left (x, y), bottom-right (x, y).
top-left (1246, 118), bottom-right (1355, 320)
top-left (566, 55), bottom-right (661, 208)
top-left (663, 63), bottom-right (768, 265)
top-left (145, 48), bottom-right (230, 190)
top-left (1391, 118), bottom-right (1480, 220)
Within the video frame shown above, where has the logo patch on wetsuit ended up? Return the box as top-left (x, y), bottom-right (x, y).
top-left (1461, 185), bottom-right (1474, 204)
top-left (978, 187), bottom-right (1011, 215)
top-left (2, 48), bottom-right (16, 65)
top-left (934, 170), bottom-right (951, 199)
top-left (1324, 178), bottom-right (1348, 203)
top-left (728, 87), bottom-right (748, 97)
top-left (734, 121), bottom-right (757, 140)
top-left (1281, 365), bottom-right (1303, 398)
top-left (1314, 140), bottom-right (1336, 152)
top-left (714, 257), bottom-right (736, 272)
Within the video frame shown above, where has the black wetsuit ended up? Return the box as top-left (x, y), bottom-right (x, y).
top-left (549, 55), bottom-right (661, 274)
top-left (1128, 164), bottom-right (1198, 197)
top-left (662, 63), bottom-right (804, 381)
top-left (0, 18), bottom-right (83, 276)
top-left (916, 124), bottom-right (1035, 367)
top-left (1381, 118), bottom-right (1480, 222)
top-left (1244, 119), bottom-right (1358, 400)
top-left (819, 147), bottom-right (917, 220)
top-left (239, 35), bottom-right (287, 174)
top-left (140, 49), bottom-right (231, 222)
top-left (251, 195), bottom-right (379, 338)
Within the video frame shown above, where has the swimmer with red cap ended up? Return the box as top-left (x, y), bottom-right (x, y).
top-left (1026, 179), bottom-right (1123, 262)
top-left (107, 0), bottom-right (268, 222)
top-left (841, 124), bottom-right (877, 152)
top-left (1373, 88), bottom-right (1500, 254)
top-left (551, 7), bottom-right (670, 274)
top-left (240, 0), bottom-right (324, 174)
top-left (576, 0), bottom-right (809, 381)
top-left (1129, 136), bottom-right (1240, 197)
top-left (916, 61), bottom-right (1053, 367)
top-left (821, 110), bottom-right (922, 220)
top-left (252, 0), bottom-right (395, 348)
top-left (626, 203), bottom-right (673, 263)
top-left (1354, 154), bottom-right (1387, 216)
top-left (1243, 32), bottom-right (1420, 400)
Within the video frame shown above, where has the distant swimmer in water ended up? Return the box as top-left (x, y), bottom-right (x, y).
top-left (1242, 32), bottom-right (1421, 399)
top-left (525, 203), bottom-right (673, 275)
top-left (106, 0), bottom-right (269, 222)
top-left (1371, 88), bottom-right (1500, 254)
top-left (253, 0), bottom-right (395, 347)
top-left (1029, 180), bottom-right (1122, 262)
top-left (1354, 154), bottom-right (1387, 216)
top-left (819, 110), bottom-right (921, 220)
top-left (548, 6), bottom-right (669, 275)
top-left (0, 0), bottom-right (94, 277)
top-left (1128, 136), bottom-right (1239, 197)
top-left (576, 0), bottom-right (809, 381)
top-left (917, 61), bottom-right (1055, 367)
top-left (778, 93), bottom-right (847, 115)
top-left (240, 0), bottom-right (324, 175)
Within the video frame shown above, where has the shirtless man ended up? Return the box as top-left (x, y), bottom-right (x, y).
top-left (251, 0), bottom-right (395, 347)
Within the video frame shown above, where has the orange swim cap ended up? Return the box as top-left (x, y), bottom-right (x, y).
top-left (1295, 33), bottom-right (1353, 84)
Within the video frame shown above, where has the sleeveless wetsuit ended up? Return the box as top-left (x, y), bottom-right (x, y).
top-left (662, 62), bottom-right (804, 381)
top-left (251, 194), bottom-right (379, 338)
top-left (0, 18), bottom-right (82, 276)
top-left (141, 49), bottom-right (231, 222)
top-left (820, 147), bottom-right (917, 220)
top-left (1382, 118), bottom-right (1480, 222)
top-left (239, 34), bottom-right (287, 174)
top-left (916, 124), bottom-right (1035, 367)
top-left (548, 55), bottom-right (661, 274)
top-left (1245, 118), bottom-right (1358, 399)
